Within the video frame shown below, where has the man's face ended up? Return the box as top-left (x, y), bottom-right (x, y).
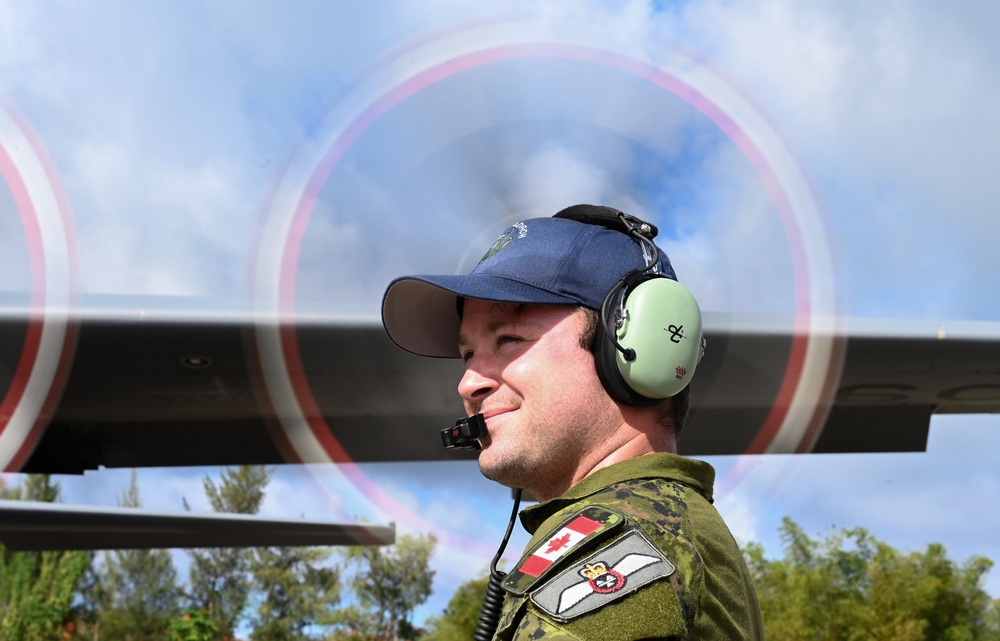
top-left (457, 299), bottom-right (621, 499)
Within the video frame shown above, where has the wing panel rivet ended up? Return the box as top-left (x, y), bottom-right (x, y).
top-left (180, 355), bottom-right (213, 369)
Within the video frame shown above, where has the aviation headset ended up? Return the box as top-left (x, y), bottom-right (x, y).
top-left (553, 205), bottom-right (706, 406)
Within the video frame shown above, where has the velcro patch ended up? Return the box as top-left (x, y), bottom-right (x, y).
top-left (529, 530), bottom-right (675, 622)
top-left (503, 506), bottom-right (624, 596)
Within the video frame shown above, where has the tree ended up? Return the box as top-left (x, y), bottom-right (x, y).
top-left (746, 517), bottom-right (1000, 641)
top-left (335, 533), bottom-right (437, 641)
top-left (0, 475), bottom-right (90, 641)
top-left (95, 470), bottom-right (181, 640)
top-left (184, 465), bottom-right (274, 637)
top-left (247, 545), bottom-right (341, 641)
top-left (422, 574), bottom-right (490, 641)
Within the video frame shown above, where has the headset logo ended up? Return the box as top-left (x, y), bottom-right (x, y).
top-left (665, 324), bottom-right (686, 344)
top-left (676, 366), bottom-right (687, 380)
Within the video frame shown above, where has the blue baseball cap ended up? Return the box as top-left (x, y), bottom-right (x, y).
top-left (381, 205), bottom-right (677, 358)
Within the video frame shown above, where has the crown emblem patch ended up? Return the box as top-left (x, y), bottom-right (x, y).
top-left (579, 562), bottom-right (626, 594)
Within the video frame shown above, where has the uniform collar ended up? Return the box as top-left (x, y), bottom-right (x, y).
top-left (518, 453), bottom-right (716, 534)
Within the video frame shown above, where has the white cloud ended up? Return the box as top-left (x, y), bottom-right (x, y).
top-left (669, 145), bottom-right (798, 315)
top-left (504, 144), bottom-right (618, 215)
top-left (668, 0), bottom-right (1000, 318)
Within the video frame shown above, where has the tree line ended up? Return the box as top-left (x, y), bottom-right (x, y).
top-left (4, 469), bottom-right (1000, 641)
top-left (424, 518), bottom-right (1000, 641)
top-left (0, 468), bottom-right (435, 641)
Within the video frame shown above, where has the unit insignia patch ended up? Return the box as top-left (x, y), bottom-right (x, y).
top-left (530, 530), bottom-right (674, 622)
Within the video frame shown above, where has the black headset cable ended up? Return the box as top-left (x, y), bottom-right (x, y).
top-left (474, 488), bottom-right (523, 641)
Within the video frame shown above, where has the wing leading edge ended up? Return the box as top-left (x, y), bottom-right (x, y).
top-left (0, 500), bottom-right (394, 551)
top-left (1, 296), bottom-right (997, 472)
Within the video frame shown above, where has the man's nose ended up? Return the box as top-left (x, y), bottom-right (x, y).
top-left (457, 358), bottom-right (498, 405)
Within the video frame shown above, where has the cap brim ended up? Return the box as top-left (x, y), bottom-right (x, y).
top-left (381, 274), bottom-right (582, 358)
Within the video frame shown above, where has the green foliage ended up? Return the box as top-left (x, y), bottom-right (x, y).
top-left (422, 574), bottom-right (490, 641)
top-left (94, 470), bottom-right (181, 640)
top-left (17, 474), bottom-right (61, 503)
top-left (204, 465), bottom-right (273, 515)
top-left (185, 466), bottom-right (274, 637)
top-left (0, 546), bottom-right (91, 641)
top-left (334, 533), bottom-right (437, 641)
top-left (748, 517), bottom-right (1000, 641)
top-left (168, 609), bottom-right (219, 641)
top-left (248, 545), bottom-right (341, 641)
top-left (0, 475), bottom-right (90, 641)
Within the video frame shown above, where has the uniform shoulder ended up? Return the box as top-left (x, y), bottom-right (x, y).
top-left (500, 484), bottom-right (709, 641)
top-left (592, 476), bottom-right (706, 556)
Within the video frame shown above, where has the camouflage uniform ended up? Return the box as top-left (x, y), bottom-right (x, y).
top-left (495, 453), bottom-right (764, 640)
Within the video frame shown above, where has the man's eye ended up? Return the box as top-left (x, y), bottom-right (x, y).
top-left (497, 335), bottom-right (521, 346)
top-left (461, 350), bottom-right (473, 364)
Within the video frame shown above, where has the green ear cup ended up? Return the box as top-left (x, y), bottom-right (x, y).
top-left (614, 278), bottom-right (703, 399)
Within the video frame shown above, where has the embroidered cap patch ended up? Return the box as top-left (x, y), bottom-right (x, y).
top-left (530, 530), bottom-right (675, 622)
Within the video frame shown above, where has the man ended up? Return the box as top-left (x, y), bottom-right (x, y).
top-left (381, 204), bottom-right (764, 640)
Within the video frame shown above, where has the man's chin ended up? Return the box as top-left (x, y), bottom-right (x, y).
top-left (477, 453), bottom-right (508, 485)
top-left (478, 453), bottom-right (528, 489)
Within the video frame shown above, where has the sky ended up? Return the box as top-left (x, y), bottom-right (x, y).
top-left (2, 0), bottom-right (1000, 628)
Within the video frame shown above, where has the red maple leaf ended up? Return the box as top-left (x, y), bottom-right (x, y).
top-left (545, 533), bottom-right (572, 554)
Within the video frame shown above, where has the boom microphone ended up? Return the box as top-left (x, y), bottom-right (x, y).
top-left (441, 414), bottom-right (486, 450)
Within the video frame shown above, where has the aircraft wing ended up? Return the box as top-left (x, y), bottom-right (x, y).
top-left (0, 499), bottom-right (394, 551)
top-left (2, 295), bottom-right (998, 474)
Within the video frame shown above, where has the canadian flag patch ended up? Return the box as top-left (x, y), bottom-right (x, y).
top-left (503, 506), bottom-right (625, 595)
top-left (520, 515), bottom-right (602, 577)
